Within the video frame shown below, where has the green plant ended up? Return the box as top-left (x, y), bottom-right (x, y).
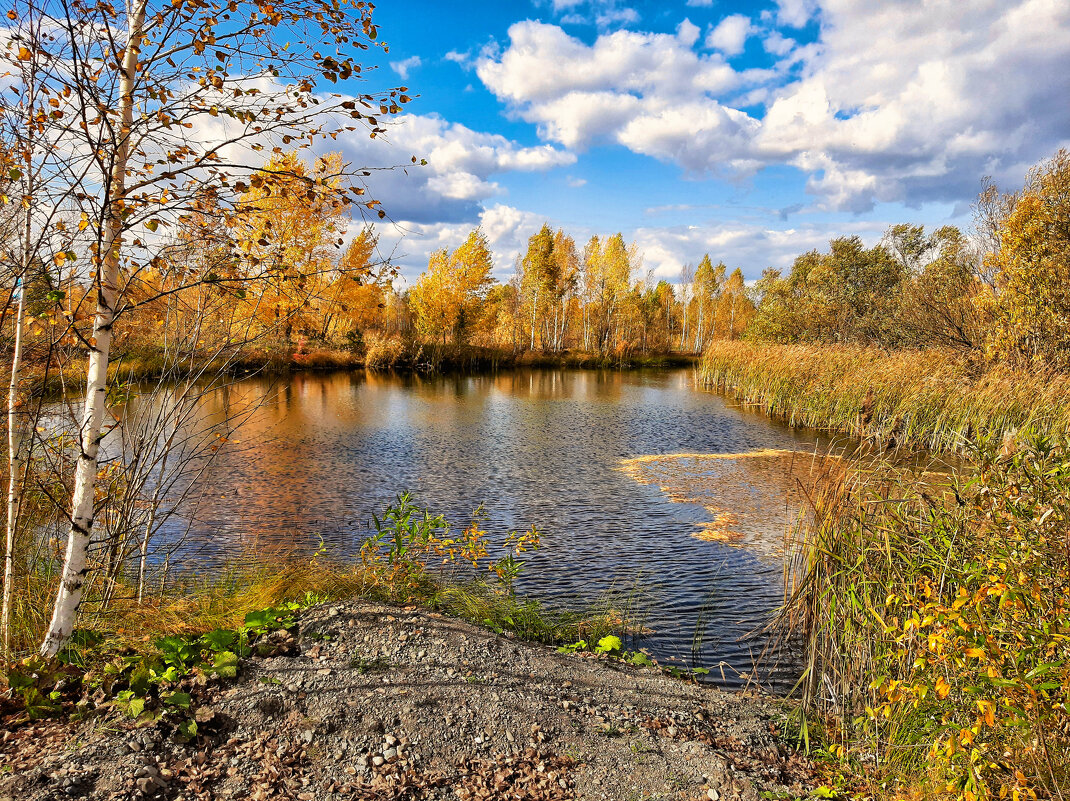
top-left (780, 432), bottom-right (1070, 799)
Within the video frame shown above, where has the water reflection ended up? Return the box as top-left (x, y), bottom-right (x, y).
top-left (148, 368), bottom-right (824, 686)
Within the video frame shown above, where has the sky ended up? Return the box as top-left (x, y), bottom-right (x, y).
top-left (328, 0), bottom-right (1070, 285)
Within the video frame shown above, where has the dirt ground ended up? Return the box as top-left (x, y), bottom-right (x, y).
top-left (1, 602), bottom-right (814, 801)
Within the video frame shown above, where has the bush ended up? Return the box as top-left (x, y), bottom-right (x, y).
top-left (364, 332), bottom-right (407, 369)
top-left (783, 434), bottom-right (1070, 799)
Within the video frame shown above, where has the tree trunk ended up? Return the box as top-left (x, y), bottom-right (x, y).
top-left (2, 283), bottom-right (28, 653)
top-left (529, 286), bottom-right (538, 351)
top-left (40, 0), bottom-right (147, 658)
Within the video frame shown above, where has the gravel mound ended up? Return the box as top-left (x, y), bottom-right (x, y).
top-left (1, 602), bottom-right (813, 800)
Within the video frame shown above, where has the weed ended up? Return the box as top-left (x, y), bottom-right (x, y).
top-left (348, 655), bottom-right (391, 674)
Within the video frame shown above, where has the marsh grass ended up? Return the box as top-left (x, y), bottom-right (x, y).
top-left (701, 341), bottom-right (1070, 454)
top-left (777, 436), bottom-right (1070, 800)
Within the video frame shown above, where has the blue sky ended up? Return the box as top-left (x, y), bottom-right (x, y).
top-left (328, 0), bottom-right (1070, 284)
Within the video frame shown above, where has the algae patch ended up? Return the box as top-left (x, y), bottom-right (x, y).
top-left (619, 449), bottom-right (829, 556)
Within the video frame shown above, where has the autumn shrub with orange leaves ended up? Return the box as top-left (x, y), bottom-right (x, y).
top-left (784, 434), bottom-right (1069, 800)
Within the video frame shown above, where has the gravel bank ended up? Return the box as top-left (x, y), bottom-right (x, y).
top-left (1, 602), bottom-right (813, 800)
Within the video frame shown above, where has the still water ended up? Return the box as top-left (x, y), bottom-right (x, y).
top-left (150, 368), bottom-right (826, 686)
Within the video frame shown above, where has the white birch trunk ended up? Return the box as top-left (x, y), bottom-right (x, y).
top-left (529, 286), bottom-right (538, 351)
top-left (2, 286), bottom-right (27, 653)
top-left (40, 0), bottom-right (146, 658)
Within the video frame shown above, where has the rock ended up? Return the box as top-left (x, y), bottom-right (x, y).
top-left (364, 717), bottom-right (384, 734)
top-left (371, 756), bottom-right (385, 767)
top-left (708, 790), bottom-right (720, 801)
top-left (382, 747), bottom-right (397, 761)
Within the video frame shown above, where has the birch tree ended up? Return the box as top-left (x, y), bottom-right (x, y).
top-left (3, 0), bottom-right (407, 657)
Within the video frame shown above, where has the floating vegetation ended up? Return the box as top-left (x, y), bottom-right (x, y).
top-left (619, 449), bottom-right (834, 556)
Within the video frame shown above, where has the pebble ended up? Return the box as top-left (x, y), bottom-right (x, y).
top-left (371, 756), bottom-right (385, 767)
top-left (708, 790), bottom-right (720, 801)
top-left (382, 747), bottom-right (397, 761)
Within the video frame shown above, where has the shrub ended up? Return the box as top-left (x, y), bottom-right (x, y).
top-left (782, 434), bottom-right (1070, 799)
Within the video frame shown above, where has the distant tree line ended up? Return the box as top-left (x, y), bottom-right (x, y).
top-left (743, 150), bottom-right (1070, 369)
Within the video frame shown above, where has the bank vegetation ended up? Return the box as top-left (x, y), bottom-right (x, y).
top-left (700, 149), bottom-right (1070, 800)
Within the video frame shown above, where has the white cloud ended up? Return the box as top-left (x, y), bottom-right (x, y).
top-left (705, 14), bottom-right (753, 56)
top-left (762, 31), bottom-right (795, 56)
top-left (545, 0), bottom-right (641, 28)
top-left (596, 7), bottom-right (640, 27)
top-left (566, 175), bottom-right (587, 187)
top-left (686, 0), bottom-right (715, 7)
top-left (332, 113), bottom-right (575, 225)
top-left (775, 0), bottom-right (818, 28)
top-left (676, 19), bottom-right (701, 47)
top-left (389, 56), bottom-right (422, 80)
top-left (632, 218), bottom-right (893, 280)
top-left (476, 1), bottom-right (1070, 211)
top-left (377, 204), bottom-right (549, 282)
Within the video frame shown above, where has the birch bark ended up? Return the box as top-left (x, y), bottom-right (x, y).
top-left (40, 0), bottom-right (147, 658)
top-left (2, 283), bottom-right (27, 653)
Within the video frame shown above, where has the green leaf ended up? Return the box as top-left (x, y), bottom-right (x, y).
top-left (128, 666), bottom-right (152, 696)
top-left (176, 718), bottom-right (198, 742)
top-left (201, 629), bottom-right (237, 653)
top-left (210, 651), bottom-right (239, 679)
top-left (126, 697), bottom-right (146, 718)
top-left (163, 692), bottom-right (192, 710)
top-left (243, 609), bottom-right (273, 629)
top-left (594, 635), bottom-right (622, 654)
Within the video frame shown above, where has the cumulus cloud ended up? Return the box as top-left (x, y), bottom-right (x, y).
top-left (544, 0), bottom-right (641, 28)
top-left (705, 14), bottom-right (754, 56)
top-left (775, 0), bottom-right (818, 28)
top-left (332, 113), bottom-right (574, 226)
top-left (762, 30), bottom-right (795, 56)
top-left (476, 21), bottom-right (747, 153)
top-left (632, 218), bottom-right (893, 280)
top-left (377, 204), bottom-right (550, 282)
top-left (476, 1), bottom-right (1070, 212)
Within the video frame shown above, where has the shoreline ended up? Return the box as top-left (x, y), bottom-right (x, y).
top-left (27, 347), bottom-right (701, 396)
top-left (0, 600), bottom-right (813, 801)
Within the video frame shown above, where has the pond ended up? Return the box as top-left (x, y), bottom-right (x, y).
top-left (139, 368), bottom-right (830, 687)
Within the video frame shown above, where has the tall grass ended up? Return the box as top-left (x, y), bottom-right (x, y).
top-left (701, 341), bottom-right (1070, 454)
top-left (778, 435), bottom-right (1070, 800)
